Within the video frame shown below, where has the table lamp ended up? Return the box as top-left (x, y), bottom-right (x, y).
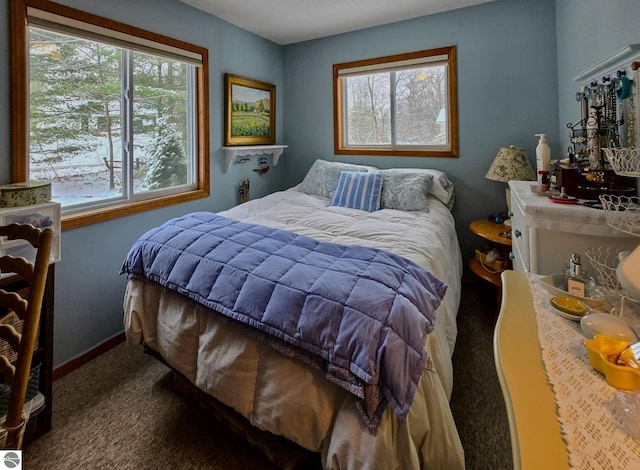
top-left (485, 145), bottom-right (535, 226)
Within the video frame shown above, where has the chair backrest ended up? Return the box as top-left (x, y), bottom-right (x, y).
top-left (0, 223), bottom-right (53, 449)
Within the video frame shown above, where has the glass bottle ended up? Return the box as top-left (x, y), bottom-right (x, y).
top-left (564, 253), bottom-right (589, 297)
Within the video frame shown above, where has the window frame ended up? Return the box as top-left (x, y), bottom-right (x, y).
top-left (10, 0), bottom-right (210, 230)
top-left (333, 46), bottom-right (458, 158)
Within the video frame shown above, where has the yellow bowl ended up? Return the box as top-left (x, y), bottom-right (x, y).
top-left (585, 334), bottom-right (640, 390)
top-left (551, 296), bottom-right (589, 316)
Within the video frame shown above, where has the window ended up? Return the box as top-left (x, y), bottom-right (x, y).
top-left (10, 0), bottom-right (210, 229)
top-left (333, 47), bottom-right (458, 158)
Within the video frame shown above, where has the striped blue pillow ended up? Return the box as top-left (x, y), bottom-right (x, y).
top-left (329, 170), bottom-right (383, 212)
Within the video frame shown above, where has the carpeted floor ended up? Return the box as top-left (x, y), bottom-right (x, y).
top-left (450, 276), bottom-right (513, 470)
top-left (23, 274), bottom-right (512, 469)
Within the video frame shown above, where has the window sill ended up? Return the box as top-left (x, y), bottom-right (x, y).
top-left (61, 188), bottom-right (209, 230)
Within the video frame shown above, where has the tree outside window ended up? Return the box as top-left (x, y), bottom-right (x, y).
top-left (29, 28), bottom-right (192, 209)
top-left (10, 0), bottom-right (209, 229)
top-left (334, 47), bottom-right (458, 158)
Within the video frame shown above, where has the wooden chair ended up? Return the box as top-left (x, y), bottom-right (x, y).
top-left (0, 223), bottom-right (53, 449)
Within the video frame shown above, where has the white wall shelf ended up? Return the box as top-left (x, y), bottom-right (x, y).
top-left (222, 145), bottom-right (288, 172)
top-left (572, 43), bottom-right (640, 84)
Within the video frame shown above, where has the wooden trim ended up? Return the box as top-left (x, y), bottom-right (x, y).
top-left (198, 53), bottom-right (210, 195)
top-left (333, 63), bottom-right (343, 156)
top-left (333, 46), bottom-right (459, 158)
top-left (447, 45), bottom-right (459, 158)
top-left (334, 147), bottom-right (458, 158)
top-left (10, 0), bottom-right (29, 181)
top-left (19, 0), bottom-right (206, 55)
top-left (52, 332), bottom-right (125, 381)
top-left (10, 0), bottom-right (211, 231)
top-left (61, 189), bottom-right (209, 231)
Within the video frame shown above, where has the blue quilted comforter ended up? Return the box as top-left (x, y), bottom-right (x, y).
top-left (120, 212), bottom-right (446, 428)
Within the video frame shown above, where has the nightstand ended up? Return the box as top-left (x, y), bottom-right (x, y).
top-left (469, 219), bottom-right (512, 299)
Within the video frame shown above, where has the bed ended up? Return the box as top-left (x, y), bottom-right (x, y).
top-left (121, 160), bottom-right (465, 469)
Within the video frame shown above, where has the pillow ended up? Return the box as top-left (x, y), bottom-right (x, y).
top-left (383, 168), bottom-right (455, 207)
top-left (380, 171), bottom-right (433, 211)
top-left (299, 159), bottom-right (378, 199)
top-left (414, 169), bottom-right (455, 206)
top-left (329, 171), bottom-right (383, 212)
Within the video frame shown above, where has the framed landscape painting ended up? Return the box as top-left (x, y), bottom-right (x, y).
top-left (224, 74), bottom-right (275, 146)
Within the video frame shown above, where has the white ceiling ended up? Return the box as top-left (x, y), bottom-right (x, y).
top-left (179, 0), bottom-right (495, 45)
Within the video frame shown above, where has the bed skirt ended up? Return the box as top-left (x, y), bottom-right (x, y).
top-left (124, 278), bottom-right (465, 470)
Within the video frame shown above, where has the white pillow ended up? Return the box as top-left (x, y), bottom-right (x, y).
top-left (384, 168), bottom-right (454, 207)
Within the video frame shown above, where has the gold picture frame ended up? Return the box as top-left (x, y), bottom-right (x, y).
top-left (224, 74), bottom-right (275, 146)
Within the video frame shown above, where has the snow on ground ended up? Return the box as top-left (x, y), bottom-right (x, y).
top-left (34, 166), bottom-right (146, 207)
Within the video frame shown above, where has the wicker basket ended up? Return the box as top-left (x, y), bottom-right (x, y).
top-left (602, 147), bottom-right (640, 177)
top-left (0, 362), bottom-right (41, 417)
top-left (599, 194), bottom-right (640, 237)
top-left (0, 309), bottom-right (39, 365)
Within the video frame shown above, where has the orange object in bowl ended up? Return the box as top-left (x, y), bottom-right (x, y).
top-left (585, 335), bottom-right (640, 390)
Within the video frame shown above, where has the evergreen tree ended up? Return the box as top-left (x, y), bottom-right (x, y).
top-left (29, 28), bottom-right (121, 180)
top-left (145, 118), bottom-right (187, 190)
top-left (29, 28), bottom-right (189, 184)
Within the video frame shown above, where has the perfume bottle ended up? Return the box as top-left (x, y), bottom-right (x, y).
top-left (564, 253), bottom-right (589, 297)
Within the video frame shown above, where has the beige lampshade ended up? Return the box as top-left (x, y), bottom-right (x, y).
top-left (485, 145), bottom-right (535, 182)
top-left (617, 245), bottom-right (640, 300)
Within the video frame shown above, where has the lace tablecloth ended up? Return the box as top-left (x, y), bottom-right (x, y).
top-left (529, 273), bottom-right (640, 469)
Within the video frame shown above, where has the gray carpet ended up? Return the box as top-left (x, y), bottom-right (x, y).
top-left (24, 275), bottom-right (512, 469)
top-left (450, 277), bottom-right (513, 470)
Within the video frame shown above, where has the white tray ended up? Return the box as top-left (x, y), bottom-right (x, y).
top-left (539, 274), bottom-right (607, 308)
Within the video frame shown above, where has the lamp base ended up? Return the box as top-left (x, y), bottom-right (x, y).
top-left (503, 218), bottom-right (512, 227)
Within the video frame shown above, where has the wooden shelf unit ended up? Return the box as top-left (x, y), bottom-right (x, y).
top-left (469, 219), bottom-right (512, 293)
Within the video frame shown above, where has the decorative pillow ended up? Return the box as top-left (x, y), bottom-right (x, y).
top-left (415, 169), bottom-right (455, 206)
top-left (329, 171), bottom-right (383, 212)
top-left (380, 171), bottom-right (433, 211)
top-left (384, 168), bottom-right (455, 208)
top-left (299, 159), bottom-right (378, 199)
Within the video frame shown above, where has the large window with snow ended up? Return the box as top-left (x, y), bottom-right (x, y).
top-left (10, 0), bottom-right (210, 229)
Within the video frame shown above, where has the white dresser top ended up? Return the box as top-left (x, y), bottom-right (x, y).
top-left (509, 180), bottom-right (632, 238)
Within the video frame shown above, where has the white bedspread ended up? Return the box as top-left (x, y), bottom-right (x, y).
top-left (123, 188), bottom-right (464, 469)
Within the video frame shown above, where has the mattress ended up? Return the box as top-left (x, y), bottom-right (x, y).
top-left (123, 187), bottom-right (464, 469)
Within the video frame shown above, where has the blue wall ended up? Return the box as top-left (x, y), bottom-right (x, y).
top-left (2, 0), bottom-right (640, 367)
top-left (556, 0), bottom-right (640, 153)
top-left (281, 0), bottom-right (559, 264)
top-left (0, 0), bottom-right (285, 365)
